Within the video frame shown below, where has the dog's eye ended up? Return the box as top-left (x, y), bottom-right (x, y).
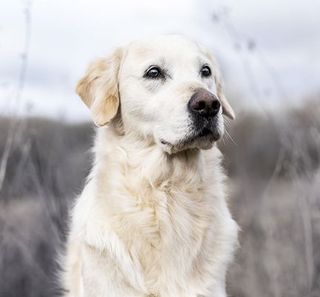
top-left (144, 66), bottom-right (163, 79)
top-left (200, 65), bottom-right (212, 78)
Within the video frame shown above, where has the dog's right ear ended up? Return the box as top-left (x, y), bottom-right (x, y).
top-left (76, 48), bottom-right (123, 126)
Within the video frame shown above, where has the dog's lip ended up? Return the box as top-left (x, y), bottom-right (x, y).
top-left (198, 127), bottom-right (213, 137)
top-left (160, 127), bottom-right (220, 148)
top-left (188, 128), bottom-right (220, 143)
top-left (191, 123), bottom-right (221, 140)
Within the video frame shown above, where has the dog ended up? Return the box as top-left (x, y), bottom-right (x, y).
top-left (62, 35), bottom-right (238, 297)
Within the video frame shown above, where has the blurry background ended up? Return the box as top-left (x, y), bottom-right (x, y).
top-left (0, 0), bottom-right (319, 296)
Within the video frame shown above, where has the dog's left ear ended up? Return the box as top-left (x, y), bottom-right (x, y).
top-left (215, 70), bottom-right (235, 120)
top-left (216, 77), bottom-right (236, 120)
top-left (76, 48), bottom-right (123, 126)
top-left (205, 50), bottom-right (235, 120)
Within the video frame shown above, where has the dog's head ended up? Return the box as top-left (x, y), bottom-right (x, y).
top-left (77, 35), bottom-right (235, 154)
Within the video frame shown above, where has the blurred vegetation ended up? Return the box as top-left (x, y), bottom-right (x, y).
top-left (0, 99), bottom-right (319, 297)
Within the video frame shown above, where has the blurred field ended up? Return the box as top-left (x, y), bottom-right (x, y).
top-left (0, 99), bottom-right (319, 297)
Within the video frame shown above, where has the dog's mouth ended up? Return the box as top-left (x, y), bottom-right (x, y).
top-left (182, 125), bottom-right (221, 145)
top-left (198, 127), bottom-right (220, 139)
top-left (160, 124), bottom-right (222, 154)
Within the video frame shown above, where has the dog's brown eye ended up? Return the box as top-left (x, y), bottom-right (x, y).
top-left (200, 65), bottom-right (211, 78)
top-left (144, 66), bottom-right (163, 79)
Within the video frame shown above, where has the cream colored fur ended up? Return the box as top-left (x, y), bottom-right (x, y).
top-left (62, 35), bottom-right (238, 297)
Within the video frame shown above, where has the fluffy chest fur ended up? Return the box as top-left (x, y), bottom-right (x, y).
top-left (109, 161), bottom-right (213, 291)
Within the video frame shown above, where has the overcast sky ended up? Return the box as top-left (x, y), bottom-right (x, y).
top-left (0, 0), bottom-right (319, 121)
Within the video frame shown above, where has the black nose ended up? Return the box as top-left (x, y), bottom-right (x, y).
top-left (188, 89), bottom-right (221, 117)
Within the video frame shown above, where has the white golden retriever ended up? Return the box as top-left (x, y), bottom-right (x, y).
top-left (63, 35), bottom-right (238, 297)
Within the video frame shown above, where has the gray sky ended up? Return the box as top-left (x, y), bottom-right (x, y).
top-left (0, 0), bottom-right (319, 121)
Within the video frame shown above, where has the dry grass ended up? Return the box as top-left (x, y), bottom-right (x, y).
top-left (0, 100), bottom-right (319, 297)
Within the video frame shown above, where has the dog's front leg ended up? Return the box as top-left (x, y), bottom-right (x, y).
top-left (79, 243), bottom-right (147, 297)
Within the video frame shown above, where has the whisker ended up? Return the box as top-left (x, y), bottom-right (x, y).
top-left (225, 128), bottom-right (237, 146)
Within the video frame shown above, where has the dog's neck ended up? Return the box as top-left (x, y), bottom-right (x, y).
top-left (91, 126), bottom-right (220, 189)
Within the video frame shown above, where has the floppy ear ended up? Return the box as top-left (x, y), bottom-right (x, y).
top-left (76, 48), bottom-right (123, 126)
top-left (215, 69), bottom-right (235, 120)
top-left (205, 50), bottom-right (235, 120)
